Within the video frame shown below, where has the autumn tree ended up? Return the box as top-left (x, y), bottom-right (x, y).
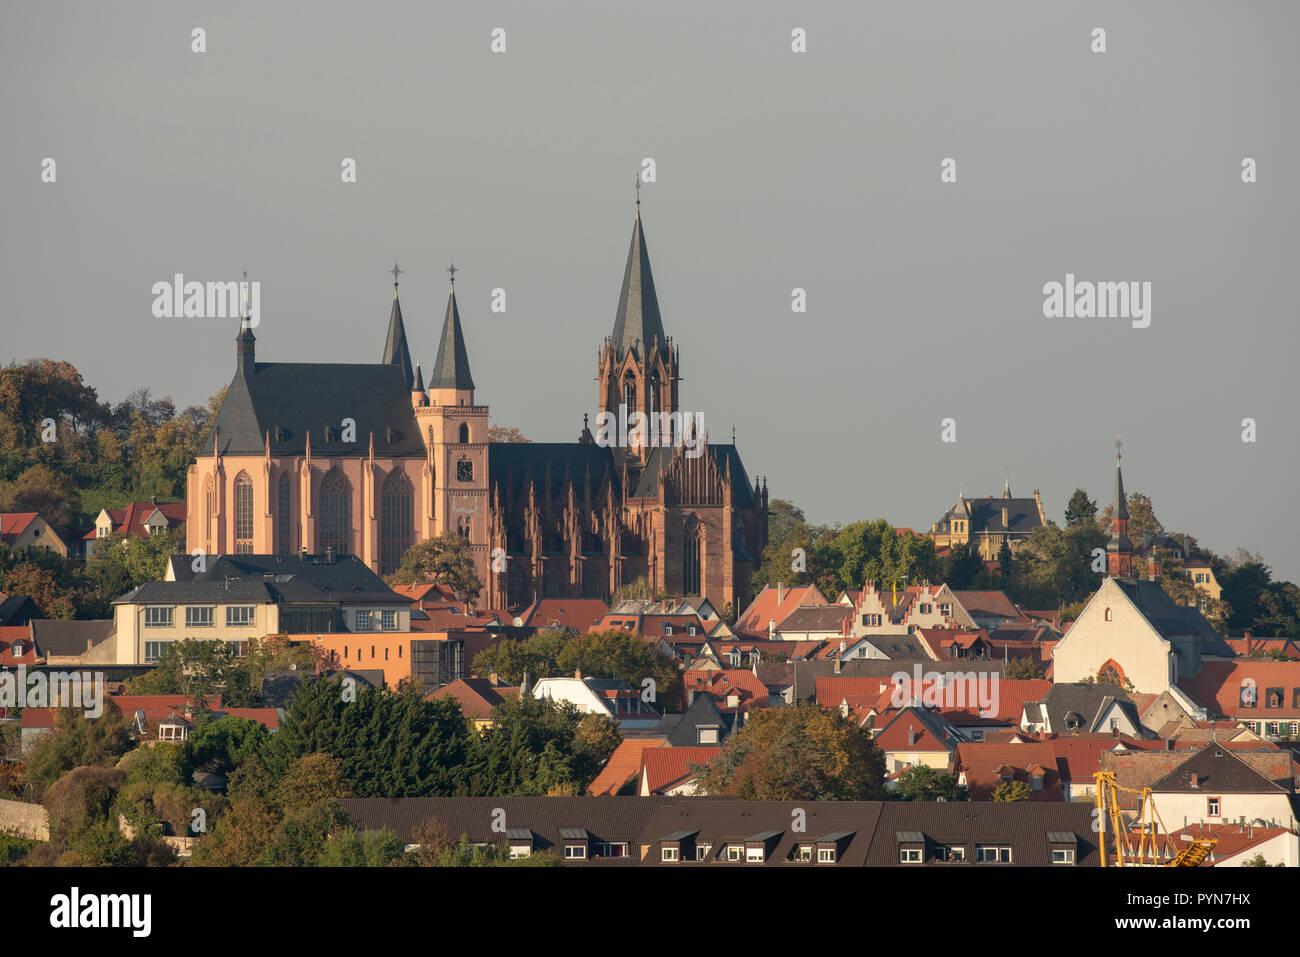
top-left (694, 703), bottom-right (886, 800)
top-left (487, 423), bottom-right (530, 443)
top-left (386, 531), bottom-right (483, 606)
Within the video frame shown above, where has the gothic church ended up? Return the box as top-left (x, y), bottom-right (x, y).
top-left (185, 205), bottom-right (769, 612)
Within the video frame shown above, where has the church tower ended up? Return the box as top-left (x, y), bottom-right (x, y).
top-left (596, 198), bottom-right (680, 471)
top-left (416, 265), bottom-right (490, 590)
top-left (1106, 439), bottom-right (1134, 578)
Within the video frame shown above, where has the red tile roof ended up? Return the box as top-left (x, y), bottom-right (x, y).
top-left (1165, 823), bottom-right (1290, 865)
top-left (814, 676), bottom-right (895, 706)
top-left (640, 746), bottom-right (719, 794)
top-left (588, 739), bottom-right (666, 795)
top-left (427, 677), bottom-right (521, 719)
top-left (1179, 660), bottom-right (1300, 718)
top-left (954, 741), bottom-right (1065, 800)
top-left (951, 591), bottom-right (1022, 620)
top-left (734, 584), bottom-right (829, 637)
top-left (83, 501), bottom-right (187, 540)
top-left (0, 513), bottom-right (38, 543)
top-left (684, 669), bottom-right (769, 711)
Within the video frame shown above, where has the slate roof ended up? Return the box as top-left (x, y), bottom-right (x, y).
top-left (429, 288), bottom-right (475, 391)
top-left (936, 495), bottom-right (1044, 536)
top-left (610, 211), bottom-right (667, 361)
top-left (30, 619), bottom-right (115, 657)
top-left (1023, 683), bottom-right (1144, 735)
top-left (382, 292), bottom-right (415, 389)
top-left (487, 442), bottom-right (621, 503)
top-left (1109, 579), bottom-right (1232, 654)
top-left (629, 443), bottom-right (757, 508)
top-left (144, 553), bottom-right (407, 605)
top-left (339, 796), bottom-right (665, 863)
top-left (863, 802), bottom-right (1099, 867)
top-left (1151, 743), bottom-right (1288, 794)
top-left (655, 693), bottom-right (737, 747)
top-left (210, 360), bottom-right (425, 456)
top-left (0, 596), bottom-right (42, 627)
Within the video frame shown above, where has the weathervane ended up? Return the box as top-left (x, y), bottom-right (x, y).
top-left (634, 171), bottom-right (641, 207)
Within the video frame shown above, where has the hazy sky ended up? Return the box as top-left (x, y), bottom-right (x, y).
top-left (4, 1), bottom-right (1298, 579)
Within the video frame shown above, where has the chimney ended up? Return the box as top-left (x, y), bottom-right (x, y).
top-left (777, 581), bottom-right (785, 606)
top-left (834, 656), bottom-right (841, 675)
top-left (907, 726), bottom-right (917, 747)
top-left (768, 617), bottom-right (775, 639)
top-left (574, 669), bottom-right (583, 681)
top-left (1148, 554), bottom-right (1161, 581)
top-left (687, 689), bottom-right (696, 706)
top-left (151, 495), bottom-right (158, 506)
top-left (488, 671), bottom-right (498, 685)
top-left (1189, 772), bottom-right (1199, 788)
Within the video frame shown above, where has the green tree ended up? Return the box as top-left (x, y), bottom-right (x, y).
top-left (385, 531), bottom-right (482, 606)
top-left (318, 827), bottom-right (404, 866)
top-left (1005, 657), bottom-right (1046, 680)
top-left (1063, 489), bottom-right (1097, 528)
top-left (694, 703), bottom-right (886, 801)
top-left (460, 696), bottom-right (613, 795)
top-left (890, 765), bottom-right (968, 801)
top-left (26, 700), bottom-right (133, 788)
top-left (992, 779), bottom-right (1032, 802)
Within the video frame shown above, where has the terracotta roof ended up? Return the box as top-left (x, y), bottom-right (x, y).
top-left (1046, 734), bottom-right (1141, 784)
top-left (589, 739), bottom-right (666, 795)
top-left (640, 746), bottom-right (719, 794)
top-left (427, 677), bottom-right (521, 719)
top-left (951, 591), bottom-right (1022, 621)
top-left (873, 707), bottom-right (964, 754)
top-left (0, 512), bottom-right (38, 543)
top-left (1165, 823), bottom-right (1291, 864)
top-left (814, 676), bottom-right (894, 706)
top-left (86, 500), bottom-right (187, 540)
top-left (954, 741), bottom-right (1065, 800)
top-left (734, 584), bottom-right (829, 637)
top-left (520, 598), bottom-right (610, 632)
top-left (775, 605), bottom-right (853, 634)
top-left (1179, 660), bottom-right (1300, 718)
top-left (20, 708), bottom-right (54, 728)
top-left (684, 669), bottom-right (769, 710)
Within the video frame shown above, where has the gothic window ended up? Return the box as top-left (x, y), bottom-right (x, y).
top-left (380, 470), bottom-right (414, 575)
top-left (622, 375), bottom-right (636, 413)
top-left (318, 469), bottom-right (350, 553)
top-left (1104, 607), bottom-right (1112, 622)
top-left (459, 423), bottom-right (470, 444)
top-left (683, 523), bottom-right (702, 596)
top-left (457, 457), bottom-right (473, 482)
top-left (234, 472), bottom-right (254, 554)
top-left (277, 473), bottom-right (292, 554)
top-left (1099, 664), bottom-right (1123, 686)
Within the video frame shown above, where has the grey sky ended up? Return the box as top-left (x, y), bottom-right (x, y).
top-left (3, 1), bottom-right (1297, 579)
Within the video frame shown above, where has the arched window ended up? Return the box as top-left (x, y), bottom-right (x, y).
top-left (318, 469), bottom-right (350, 554)
top-left (234, 472), bottom-right (254, 553)
top-left (622, 374), bottom-right (636, 413)
top-left (683, 523), bottom-right (702, 596)
top-left (277, 473), bottom-right (292, 554)
top-left (204, 476), bottom-right (215, 542)
top-left (459, 423), bottom-right (470, 444)
top-left (380, 470), bottom-right (414, 574)
top-left (1104, 607), bottom-right (1112, 622)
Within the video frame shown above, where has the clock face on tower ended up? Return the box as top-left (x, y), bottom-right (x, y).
top-left (457, 458), bottom-right (473, 482)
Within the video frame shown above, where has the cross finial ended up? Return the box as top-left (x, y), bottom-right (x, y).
top-left (241, 269), bottom-right (249, 322)
top-left (634, 171), bottom-right (641, 207)
top-left (390, 261), bottom-right (402, 286)
top-left (447, 260), bottom-right (458, 285)
top-left (1115, 433), bottom-right (1123, 459)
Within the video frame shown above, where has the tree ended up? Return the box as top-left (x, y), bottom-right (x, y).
top-left (1005, 657), bottom-right (1046, 680)
top-left (890, 765), bottom-right (968, 801)
top-left (0, 464), bottom-right (82, 536)
top-left (1099, 492), bottom-right (1160, 538)
top-left (470, 628), bottom-right (571, 687)
top-left (460, 696), bottom-right (615, 795)
top-left (992, 779), bottom-right (1032, 802)
top-left (556, 628), bottom-right (682, 710)
top-left (1064, 489), bottom-right (1097, 528)
top-left (487, 424), bottom-right (530, 443)
top-left (26, 699), bottom-right (133, 788)
top-left (318, 826), bottom-right (404, 866)
top-left (385, 531), bottom-right (482, 606)
top-left (125, 638), bottom-right (252, 704)
top-left (941, 541), bottom-right (983, 590)
top-left (694, 703), bottom-right (886, 800)
top-left (266, 678), bottom-right (471, 797)
top-left (997, 540), bottom-right (1013, 577)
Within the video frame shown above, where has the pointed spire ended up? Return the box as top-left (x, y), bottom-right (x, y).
top-left (1107, 434), bottom-right (1133, 577)
top-left (429, 266), bottom-right (475, 391)
top-left (611, 207), bottom-right (666, 361)
top-left (412, 358), bottom-right (425, 392)
top-left (383, 262), bottom-right (415, 389)
top-left (1113, 437), bottom-right (1129, 520)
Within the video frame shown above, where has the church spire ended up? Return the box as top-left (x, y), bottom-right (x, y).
top-left (1107, 435), bottom-right (1133, 578)
top-left (610, 204), bottom-right (666, 360)
top-left (428, 261), bottom-right (475, 395)
top-left (382, 261), bottom-right (415, 389)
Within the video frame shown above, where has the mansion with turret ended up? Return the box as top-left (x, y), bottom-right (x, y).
top-left (185, 205), bottom-right (768, 612)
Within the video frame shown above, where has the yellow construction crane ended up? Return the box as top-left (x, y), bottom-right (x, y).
top-left (1093, 771), bottom-right (1216, 867)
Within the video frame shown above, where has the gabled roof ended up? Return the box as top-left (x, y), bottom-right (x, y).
top-left (1165, 823), bottom-right (1291, 864)
top-left (143, 553), bottom-right (407, 605)
top-left (1179, 659), bottom-right (1300, 718)
top-left (210, 361), bottom-right (425, 456)
top-left (864, 802), bottom-right (1099, 866)
top-left (734, 583), bottom-right (830, 637)
top-left (519, 598), bottom-right (610, 632)
top-left (1107, 578), bottom-right (1232, 654)
top-left (950, 591), bottom-right (1022, 621)
top-left (1023, 683), bottom-right (1143, 735)
top-left (873, 706), bottom-right (964, 753)
top-left (0, 512), bottom-right (38, 543)
top-left (30, 619), bottom-right (114, 658)
top-left (588, 739), bottom-right (666, 795)
top-left (657, 692), bottom-right (737, 747)
top-left (629, 443), bottom-right (757, 507)
top-left (640, 746), bottom-right (719, 794)
top-left (776, 605), bottom-right (853, 634)
top-left (429, 287), bottom-right (475, 391)
top-left (427, 677), bottom-right (520, 719)
top-left (954, 741), bottom-right (1065, 800)
top-left (1151, 743), bottom-right (1288, 794)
